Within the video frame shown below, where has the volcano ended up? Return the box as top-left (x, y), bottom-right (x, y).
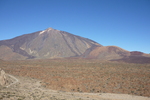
top-left (0, 28), bottom-right (102, 60)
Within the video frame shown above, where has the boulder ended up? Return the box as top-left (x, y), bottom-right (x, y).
top-left (0, 68), bottom-right (6, 86)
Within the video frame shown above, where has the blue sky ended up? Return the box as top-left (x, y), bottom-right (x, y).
top-left (0, 0), bottom-right (150, 53)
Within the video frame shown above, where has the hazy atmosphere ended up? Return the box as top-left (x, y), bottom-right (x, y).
top-left (0, 0), bottom-right (150, 53)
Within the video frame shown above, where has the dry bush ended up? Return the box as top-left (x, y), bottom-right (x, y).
top-left (1, 59), bottom-right (150, 97)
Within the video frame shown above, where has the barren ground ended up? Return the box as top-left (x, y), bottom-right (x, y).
top-left (0, 59), bottom-right (150, 100)
top-left (0, 74), bottom-right (149, 100)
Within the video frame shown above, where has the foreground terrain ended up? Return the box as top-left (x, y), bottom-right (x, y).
top-left (0, 59), bottom-right (150, 99)
top-left (1, 75), bottom-right (150, 100)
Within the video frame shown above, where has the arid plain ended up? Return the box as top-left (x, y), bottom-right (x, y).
top-left (0, 58), bottom-right (150, 100)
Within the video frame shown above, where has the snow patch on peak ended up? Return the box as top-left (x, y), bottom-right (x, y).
top-left (39, 30), bottom-right (46, 35)
top-left (39, 27), bottom-right (53, 35)
top-left (46, 27), bottom-right (53, 31)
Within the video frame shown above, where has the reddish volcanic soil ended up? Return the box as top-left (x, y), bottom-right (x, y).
top-left (1, 59), bottom-right (150, 97)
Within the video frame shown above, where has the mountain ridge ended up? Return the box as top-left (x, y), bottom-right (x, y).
top-left (0, 27), bottom-right (149, 63)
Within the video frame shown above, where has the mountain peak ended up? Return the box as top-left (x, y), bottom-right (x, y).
top-left (46, 27), bottom-right (54, 31)
top-left (39, 27), bottom-right (56, 35)
top-left (0, 28), bottom-right (102, 60)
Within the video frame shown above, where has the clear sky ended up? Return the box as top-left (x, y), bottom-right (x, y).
top-left (0, 0), bottom-right (150, 53)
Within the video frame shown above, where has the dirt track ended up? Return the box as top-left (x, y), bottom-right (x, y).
top-left (1, 75), bottom-right (150, 100)
top-left (6, 74), bottom-right (19, 88)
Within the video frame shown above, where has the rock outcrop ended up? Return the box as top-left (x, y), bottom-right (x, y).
top-left (0, 68), bottom-right (6, 86)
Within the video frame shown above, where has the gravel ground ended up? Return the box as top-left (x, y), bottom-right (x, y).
top-left (0, 75), bottom-right (150, 100)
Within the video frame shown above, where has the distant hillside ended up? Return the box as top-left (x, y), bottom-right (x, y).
top-left (81, 46), bottom-right (130, 60)
top-left (111, 51), bottom-right (150, 64)
top-left (0, 28), bottom-right (102, 60)
top-left (81, 46), bottom-right (150, 63)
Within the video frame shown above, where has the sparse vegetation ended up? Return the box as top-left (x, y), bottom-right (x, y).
top-left (0, 58), bottom-right (150, 97)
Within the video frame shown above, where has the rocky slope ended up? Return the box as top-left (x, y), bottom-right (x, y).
top-left (0, 28), bottom-right (102, 60)
top-left (81, 46), bottom-right (130, 60)
top-left (0, 27), bottom-right (149, 62)
top-left (81, 46), bottom-right (150, 63)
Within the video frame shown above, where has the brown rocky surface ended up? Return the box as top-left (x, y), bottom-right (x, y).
top-left (81, 46), bottom-right (130, 60)
top-left (0, 45), bottom-right (27, 60)
top-left (0, 73), bottom-right (149, 100)
top-left (130, 51), bottom-right (144, 56)
top-left (0, 59), bottom-right (150, 99)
